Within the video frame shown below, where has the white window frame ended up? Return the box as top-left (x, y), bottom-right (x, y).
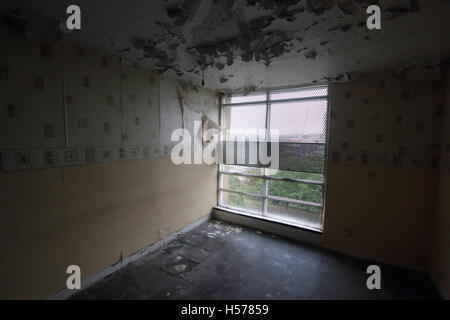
top-left (217, 85), bottom-right (330, 232)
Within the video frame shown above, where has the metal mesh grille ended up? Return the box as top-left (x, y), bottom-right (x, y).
top-left (268, 179), bottom-right (323, 204)
top-left (279, 142), bottom-right (326, 173)
top-left (222, 105), bottom-right (266, 141)
top-left (221, 174), bottom-right (264, 195)
top-left (220, 190), bottom-right (264, 216)
top-left (266, 200), bottom-right (322, 229)
top-left (219, 86), bottom-right (328, 231)
top-left (270, 99), bottom-right (328, 143)
top-left (270, 85), bottom-right (328, 101)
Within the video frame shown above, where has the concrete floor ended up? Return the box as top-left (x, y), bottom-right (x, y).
top-left (70, 219), bottom-right (441, 300)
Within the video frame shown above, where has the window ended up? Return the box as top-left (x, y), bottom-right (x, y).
top-left (218, 86), bottom-right (329, 231)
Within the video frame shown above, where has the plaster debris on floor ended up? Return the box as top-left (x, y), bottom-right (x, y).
top-left (69, 219), bottom-right (441, 300)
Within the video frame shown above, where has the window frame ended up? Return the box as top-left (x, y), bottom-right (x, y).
top-left (218, 85), bottom-right (330, 232)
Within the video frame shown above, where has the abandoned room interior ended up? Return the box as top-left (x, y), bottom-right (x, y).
top-left (1, 0), bottom-right (450, 302)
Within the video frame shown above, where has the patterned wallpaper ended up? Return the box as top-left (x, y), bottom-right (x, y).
top-left (0, 28), bottom-right (218, 173)
top-left (0, 29), bottom-right (65, 149)
top-left (1, 26), bottom-right (448, 174)
top-left (64, 43), bottom-right (124, 147)
top-left (328, 73), bottom-right (448, 172)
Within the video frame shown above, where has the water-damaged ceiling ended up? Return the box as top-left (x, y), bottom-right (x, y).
top-left (1, 0), bottom-right (450, 93)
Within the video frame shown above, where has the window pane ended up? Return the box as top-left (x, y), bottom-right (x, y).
top-left (268, 180), bottom-right (323, 204)
top-left (223, 93), bottom-right (266, 104)
top-left (266, 200), bottom-right (322, 230)
top-left (220, 191), bottom-right (263, 215)
top-left (222, 165), bottom-right (264, 176)
top-left (222, 105), bottom-right (266, 141)
top-left (265, 168), bottom-right (323, 182)
top-left (270, 99), bottom-right (327, 143)
top-left (221, 174), bottom-right (264, 195)
top-left (270, 86), bottom-right (328, 101)
top-left (278, 143), bottom-right (326, 174)
top-left (218, 85), bottom-right (328, 231)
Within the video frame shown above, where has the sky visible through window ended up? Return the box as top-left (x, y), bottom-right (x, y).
top-left (225, 87), bottom-right (328, 143)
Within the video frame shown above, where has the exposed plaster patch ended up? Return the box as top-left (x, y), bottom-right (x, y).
top-left (144, 0), bottom-right (426, 89)
top-left (384, 0), bottom-right (420, 20)
top-left (173, 264), bottom-right (187, 272)
top-left (4, 0), bottom-right (447, 92)
top-left (201, 220), bottom-right (243, 238)
top-left (328, 23), bottom-right (353, 32)
top-left (306, 0), bottom-right (336, 16)
top-left (396, 64), bottom-right (443, 83)
top-left (305, 49), bottom-right (318, 60)
top-left (322, 72), bottom-right (354, 83)
top-left (165, 0), bottom-right (203, 26)
top-left (337, 0), bottom-right (360, 15)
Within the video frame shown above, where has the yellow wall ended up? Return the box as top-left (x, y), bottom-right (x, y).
top-left (324, 164), bottom-right (438, 270)
top-left (323, 72), bottom-right (444, 272)
top-left (0, 168), bottom-right (66, 299)
top-left (0, 159), bottom-right (217, 299)
top-left (430, 66), bottom-right (450, 299)
top-left (431, 172), bottom-right (450, 298)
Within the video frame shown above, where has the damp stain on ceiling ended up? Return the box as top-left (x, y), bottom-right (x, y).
top-left (1, 0), bottom-right (450, 93)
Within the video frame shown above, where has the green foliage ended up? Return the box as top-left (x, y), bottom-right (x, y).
top-left (224, 168), bottom-right (322, 214)
top-left (228, 175), bottom-right (264, 195)
top-left (283, 154), bottom-right (325, 173)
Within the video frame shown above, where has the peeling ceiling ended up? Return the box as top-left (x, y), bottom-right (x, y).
top-left (1, 0), bottom-right (450, 93)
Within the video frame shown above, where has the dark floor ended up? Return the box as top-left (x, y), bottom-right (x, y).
top-left (70, 219), bottom-right (441, 300)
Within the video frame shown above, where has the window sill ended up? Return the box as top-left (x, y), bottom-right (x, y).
top-left (214, 205), bottom-right (324, 234)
